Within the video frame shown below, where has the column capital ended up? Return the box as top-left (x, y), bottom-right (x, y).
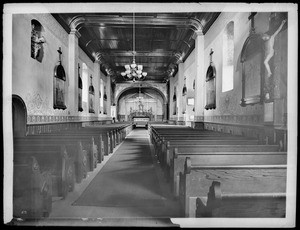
top-left (70, 28), bottom-right (81, 38)
top-left (192, 30), bottom-right (204, 39)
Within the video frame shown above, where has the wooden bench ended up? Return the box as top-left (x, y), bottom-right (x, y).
top-left (15, 135), bottom-right (97, 172)
top-left (37, 131), bottom-right (105, 163)
top-left (161, 143), bottom-right (280, 172)
top-left (171, 151), bottom-right (287, 197)
top-left (179, 158), bottom-right (287, 217)
top-left (14, 144), bottom-right (76, 198)
top-left (157, 139), bottom-right (263, 169)
top-left (13, 156), bottom-right (52, 219)
top-left (14, 138), bottom-right (88, 184)
top-left (196, 181), bottom-right (286, 217)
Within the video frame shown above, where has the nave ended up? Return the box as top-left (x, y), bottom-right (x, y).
top-left (4, 3), bottom-right (297, 228)
top-left (15, 128), bottom-right (181, 227)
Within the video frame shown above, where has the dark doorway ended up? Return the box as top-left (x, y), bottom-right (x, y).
top-left (12, 95), bottom-right (27, 137)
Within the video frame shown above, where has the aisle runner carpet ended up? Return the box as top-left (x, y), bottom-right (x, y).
top-left (73, 129), bottom-right (166, 207)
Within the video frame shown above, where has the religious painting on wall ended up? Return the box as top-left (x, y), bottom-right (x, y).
top-left (173, 86), bottom-right (177, 115)
top-left (205, 49), bottom-right (216, 110)
top-left (78, 63), bottom-right (83, 112)
top-left (182, 77), bottom-right (187, 114)
top-left (103, 86), bottom-right (107, 114)
top-left (240, 13), bottom-right (264, 107)
top-left (88, 75), bottom-right (95, 113)
top-left (53, 47), bottom-right (66, 110)
top-left (31, 19), bottom-right (45, 62)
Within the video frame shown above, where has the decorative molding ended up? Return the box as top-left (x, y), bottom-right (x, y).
top-left (27, 115), bottom-right (112, 125)
top-left (205, 114), bottom-right (264, 125)
top-left (194, 116), bottom-right (204, 121)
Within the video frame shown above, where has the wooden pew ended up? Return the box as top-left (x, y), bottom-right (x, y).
top-left (157, 138), bottom-right (263, 169)
top-left (196, 181), bottom-right (286, 217)
top-left (179, 157), bottom-right (287, 217)
top-left (13, 156), bottom-right (52, 219)
top-left (171, 151), bottom-right (287, 197)
top-left (82, 123), bottom-right (133, 154)
top-left (14, 144), bottom-right (76, 198)
top-left (15, 135), bottom-right (97, 173)
top-left (14, 138), bottom-right (88, 184)
top-left (161, 143), bottom-right (280, 172)
top-left (37, 131), bottom-right (104, 164)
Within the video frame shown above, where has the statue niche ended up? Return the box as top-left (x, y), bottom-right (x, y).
top-left (31, 19), bottom-right (46, 62)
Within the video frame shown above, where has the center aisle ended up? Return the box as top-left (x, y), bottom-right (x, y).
top-left (49, 128), bottom-right (181, 226)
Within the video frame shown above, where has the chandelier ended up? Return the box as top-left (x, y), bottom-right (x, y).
top-left (121, 12), bottom-right (147, 82)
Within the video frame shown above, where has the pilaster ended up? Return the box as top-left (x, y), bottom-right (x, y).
top-left (68, 29), bottom-right (81, 115)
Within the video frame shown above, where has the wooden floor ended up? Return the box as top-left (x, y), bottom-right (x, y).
top-left (20, 128), bottom-right (181, 227)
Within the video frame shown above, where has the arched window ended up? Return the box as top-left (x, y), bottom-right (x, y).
top-left (222, 21), bottom-right (234, 92)
top-left (31, 19), bottom-right (45, 62)
top-left (78, 63), bottom-right (83, 112)
top-left (82, 63), bottom-right (88, 111)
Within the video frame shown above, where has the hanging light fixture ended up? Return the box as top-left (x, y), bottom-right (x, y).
top-left (121, 12), bottom-right (147, 82)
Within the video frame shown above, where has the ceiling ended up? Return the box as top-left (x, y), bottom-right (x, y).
top-left (52, 12), bottom-right (220, 84)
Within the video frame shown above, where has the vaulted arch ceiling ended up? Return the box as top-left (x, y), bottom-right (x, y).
top-left (52, 12), bottom-right (220, 83)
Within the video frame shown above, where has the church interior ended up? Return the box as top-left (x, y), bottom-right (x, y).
top-left (3, 3), bottom-right (297, 228)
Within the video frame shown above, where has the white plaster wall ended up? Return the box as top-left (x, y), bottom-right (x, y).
top-left (12, 14), bottom-right (69, 116)
top-left (203, 12), bottom-right (269, 121)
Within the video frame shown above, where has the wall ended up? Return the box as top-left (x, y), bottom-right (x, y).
top-left (203, 12), bottom-right (287, 127)
top-left (168, 12), bottom-right (287, 130)
top-left (12, 13), bottom-right (112, 129)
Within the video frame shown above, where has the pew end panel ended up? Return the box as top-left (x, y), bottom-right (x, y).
top-left (180, 157), bottom-right (287, 217)
top-left (196, 181), bottom-right (286, 218)
top-left (13, 156), bottom-right (52, 219)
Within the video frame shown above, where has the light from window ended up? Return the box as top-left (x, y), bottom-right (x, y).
top-left (222, 21), bottom-right (234, 92)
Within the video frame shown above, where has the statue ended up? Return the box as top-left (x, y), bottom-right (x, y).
top-left (138, 101), bottom-right (144, 112)
top-left (31, 24), bottom-right (46, 60)
top-left (262, 19), bottom-right (286, 77)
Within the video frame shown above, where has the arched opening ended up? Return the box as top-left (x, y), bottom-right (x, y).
top-left (12, 95), bottom-right (27, 137)
top-left (116, 86), bottom-right (167, 122)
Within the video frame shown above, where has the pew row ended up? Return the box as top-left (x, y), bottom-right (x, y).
top-left (13, 156), bottom-right (52, 219)
top-left (171, 151), bottom-right (287, 197)
top-left (179, 158), bottom-right (287, 217)
top-left (195, 181), bottom-right (286, 218)
top-left (14, 137), bottom-right (93, 178)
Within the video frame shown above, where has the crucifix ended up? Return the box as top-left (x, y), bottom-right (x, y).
top-left (57, 47), bottom-right (62, 63)
top-left (209, 48), bottom-right (214, 64)
top-left (90, 75), bottom-right (93, 85)
top-left (248, 12), bottom-right (257, 34)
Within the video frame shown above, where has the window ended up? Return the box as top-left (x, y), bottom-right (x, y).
top-left (222, 21), bottom-right (234, 92)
